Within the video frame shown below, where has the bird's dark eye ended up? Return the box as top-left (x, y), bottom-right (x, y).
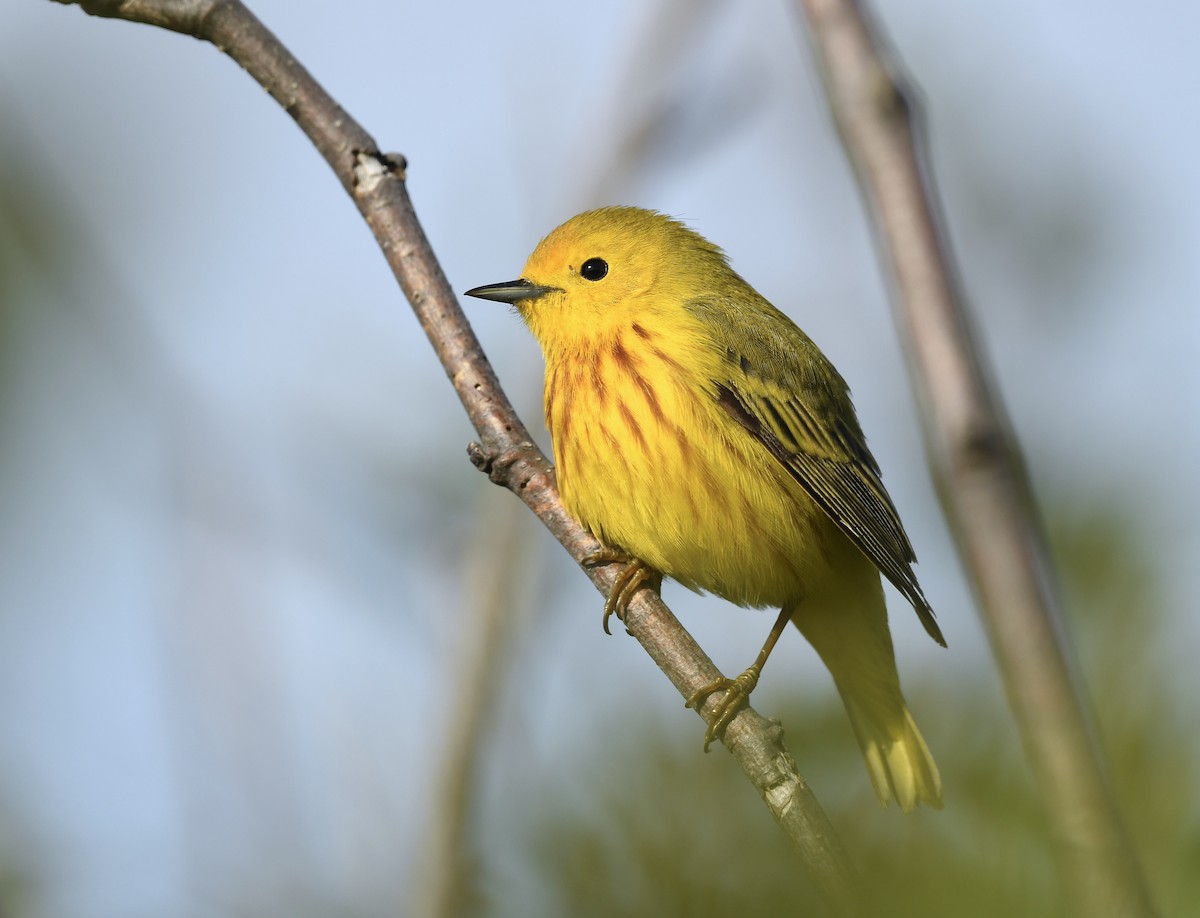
top-left (580, 257), bottom-right (609, 281)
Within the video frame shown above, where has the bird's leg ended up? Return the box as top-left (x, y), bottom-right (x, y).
top-left (686, 606), bottom-right (792, 751)
top-left (582, 548), bottom-right (660, 634)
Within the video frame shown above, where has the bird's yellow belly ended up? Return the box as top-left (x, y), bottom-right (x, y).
top-left (547, 347), bottom-right (839, 609)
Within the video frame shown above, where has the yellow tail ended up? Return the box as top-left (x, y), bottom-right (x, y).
top-left (788, 553), bottom-right (943, 812)
top-left (843, 695), bottom-right (942, 812)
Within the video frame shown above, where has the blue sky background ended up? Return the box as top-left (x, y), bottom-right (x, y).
top-left (2, 1), bottom-right (1198, 915)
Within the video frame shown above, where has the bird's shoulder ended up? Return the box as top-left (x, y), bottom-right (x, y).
top-left (682, 293), bottom-right (875, 470)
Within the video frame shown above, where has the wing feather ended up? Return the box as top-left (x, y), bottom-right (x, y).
top-left (688, 296), bottom-right (946, 647)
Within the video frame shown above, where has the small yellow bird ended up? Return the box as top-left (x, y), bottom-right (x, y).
top-left (467, 207), bottom-right (945, 811)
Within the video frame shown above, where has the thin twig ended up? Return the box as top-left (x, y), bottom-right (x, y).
top-left (796, 1), bottom-right (1157, 915)
top-left (53, 0), bottom-right (860, 909)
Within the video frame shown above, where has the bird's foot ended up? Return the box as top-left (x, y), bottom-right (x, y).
top-left (582, 549), bottom-right (659, 635)
top-left (685, 666), bottom-right (762, 752)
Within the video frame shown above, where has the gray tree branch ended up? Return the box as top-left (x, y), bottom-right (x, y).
top-left (796, 1), bottom-right (1157, 916)
top-left (52, 0), bottom-right (860, 910)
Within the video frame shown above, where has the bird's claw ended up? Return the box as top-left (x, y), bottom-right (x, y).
top-left (685, 667), bottom-right (762, 752)
top-left (583, 550), bottom-right (657, 635)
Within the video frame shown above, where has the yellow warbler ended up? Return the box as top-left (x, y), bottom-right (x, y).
top-left (467, 207), bottom-right (945, 811)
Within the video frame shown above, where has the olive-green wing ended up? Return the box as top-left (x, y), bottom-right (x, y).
top-left (688, 296), bottom-right (946, 647)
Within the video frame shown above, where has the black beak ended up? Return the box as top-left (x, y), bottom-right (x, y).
top-left (464, 278), bottom-right (557, 304)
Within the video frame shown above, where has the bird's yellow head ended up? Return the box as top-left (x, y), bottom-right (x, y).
top-left (466, 207), bottom-right (732, 352)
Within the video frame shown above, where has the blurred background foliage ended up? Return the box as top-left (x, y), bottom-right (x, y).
top-left (506, 501), bottom-right (1199, 918)
top-left (2, 1), bottom-right (1198, 916)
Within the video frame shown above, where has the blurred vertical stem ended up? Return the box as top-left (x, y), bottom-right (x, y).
top-left (795, 1), bottom-right (1156, 916)
top-left (414, 495), bottom-right (528, 918)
